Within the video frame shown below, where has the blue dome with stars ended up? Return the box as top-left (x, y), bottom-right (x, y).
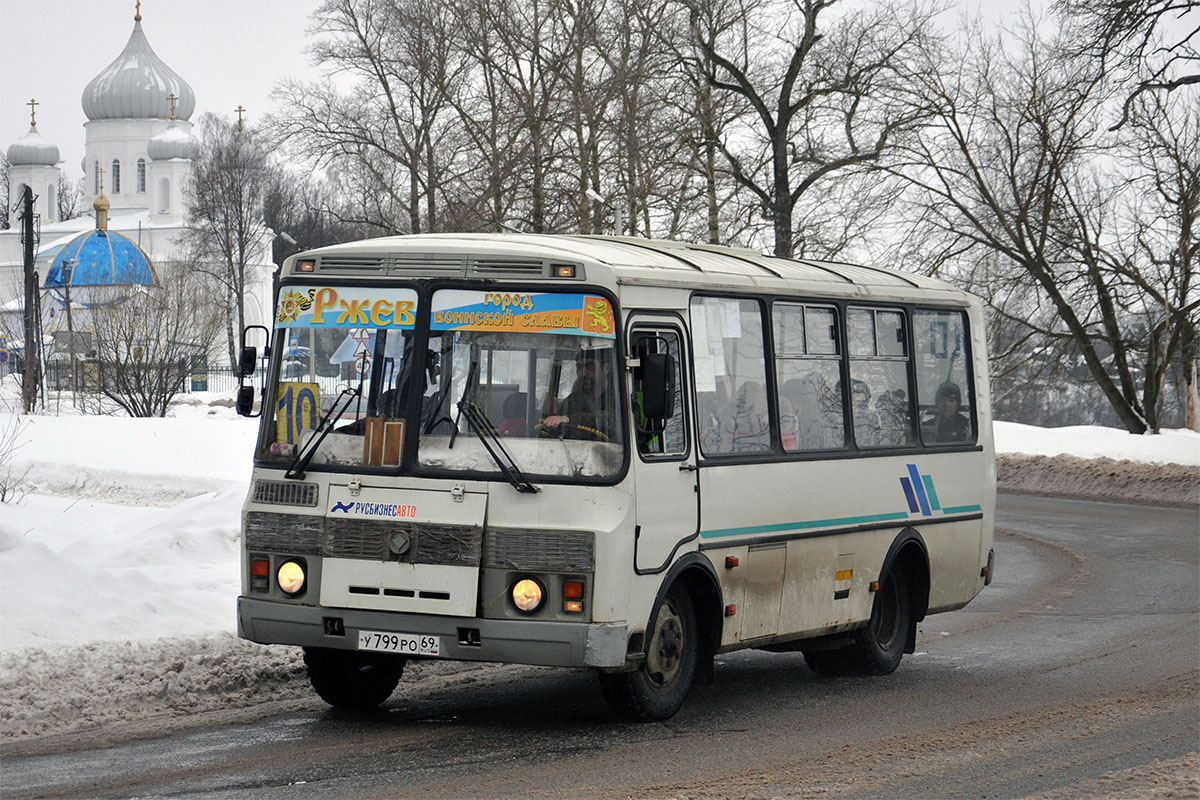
top-left (44, 229), bottom-right (157, 289)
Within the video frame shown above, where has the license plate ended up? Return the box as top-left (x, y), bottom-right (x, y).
top-left (357, 630), bottom-right (440, 656)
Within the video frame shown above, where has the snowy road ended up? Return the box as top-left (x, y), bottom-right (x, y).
top-left (2, 493), bottom-right (1196, 799)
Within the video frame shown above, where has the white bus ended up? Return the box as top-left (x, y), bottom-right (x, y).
top-left (236, 234), bottom-right (995, 721)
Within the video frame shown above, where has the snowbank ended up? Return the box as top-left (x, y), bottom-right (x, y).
top-left (994, 421), bottom-right (1200, 466)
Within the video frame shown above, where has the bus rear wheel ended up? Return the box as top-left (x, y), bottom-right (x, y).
top-left (303, 647), bottom-right (406, 709)
top-left (853, 565), bottom-right (911, 675)
top-left (802, 566), bottom-right (911, 676)
top-left (599, 584), bottom-right (697, 721)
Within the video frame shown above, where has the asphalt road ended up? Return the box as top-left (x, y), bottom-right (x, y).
top-left (3, 493), bottom-right (1197, 799)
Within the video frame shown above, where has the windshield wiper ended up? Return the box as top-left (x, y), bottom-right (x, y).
top-left (448, 356), bottom-right (479, 450)
top-left (285, 385), bottom-right (360, 480)
top-left (463, 402), bottom-right (540, 493)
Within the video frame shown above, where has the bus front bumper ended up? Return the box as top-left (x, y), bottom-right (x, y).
top-left (237, 596), bottom-right (629, 668)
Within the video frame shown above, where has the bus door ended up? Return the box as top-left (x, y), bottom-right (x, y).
top-left (628, 321), bottom-right (698, 572)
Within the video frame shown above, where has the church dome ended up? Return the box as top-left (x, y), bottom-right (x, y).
top-left (81, 18), bottom-right (195, 121)
top-left (7, 125), bottom-right (60, 166)
top-left (44, 229), bottom-right (158, 290)
top-left (147, 121), bottom-right (199, 161)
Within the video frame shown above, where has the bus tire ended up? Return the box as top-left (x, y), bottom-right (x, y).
top-left (303, 647), bottom-right (406, 710)
top-left (599, 584), bottom-right (697, 721)
top-left (853, 564), bottom-right (911, 675)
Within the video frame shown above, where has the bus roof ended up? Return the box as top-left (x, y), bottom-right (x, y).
top-left (283, 233), bottom-right (972, 302)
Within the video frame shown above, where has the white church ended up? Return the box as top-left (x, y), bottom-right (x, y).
top-left (1, 5), bottom-right (273, 367)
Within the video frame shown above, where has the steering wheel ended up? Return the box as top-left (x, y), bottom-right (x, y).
top-left (540, 421), bottom-right (609, 442)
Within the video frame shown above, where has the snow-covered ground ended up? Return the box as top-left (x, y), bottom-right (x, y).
top-left (1, 406), bottom-right (1196, 654)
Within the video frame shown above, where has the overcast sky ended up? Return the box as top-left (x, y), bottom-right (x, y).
top-left (3, 0), bottom-right (1054, 188)
top-left (1, 0), bottom-right (321, 180)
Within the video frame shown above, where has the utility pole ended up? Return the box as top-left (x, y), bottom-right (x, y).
top-left (21, 185), bottom-right (40, 413)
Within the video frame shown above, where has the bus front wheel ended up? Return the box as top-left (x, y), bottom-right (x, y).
top-left (303, 646), bottom-right (406, 709)
top-left (599, 584), bottom-right (697, 721)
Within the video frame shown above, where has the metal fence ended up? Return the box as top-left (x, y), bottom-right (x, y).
top-left (0, 360), bottom-right (243, 396)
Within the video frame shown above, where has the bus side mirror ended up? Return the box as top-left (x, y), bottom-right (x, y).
top-left (236, 325), bottom-right (270, 419)
top-left (238, 345), bottom-right (258, 378)
top-left (640, 353), bottom-right (676, 420)
top-left (236, 385), bottom-right (256, 416)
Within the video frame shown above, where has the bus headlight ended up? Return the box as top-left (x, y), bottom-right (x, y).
top-left (277, 560), bottom-right (306, 595)
top-left (511, 577), bottom-right (545, 613)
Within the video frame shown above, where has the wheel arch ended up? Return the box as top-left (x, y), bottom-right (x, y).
top-left (879, 528), bottom-right (930, 653)
top-left (649, 553), bottom-right (724, 675)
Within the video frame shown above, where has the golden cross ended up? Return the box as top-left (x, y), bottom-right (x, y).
top-left (235, 105), bottom-right (247, 130)
top-left (168, 92), bottom-right (178, 120)
top-left (135, 0), bottom-right (142, 22)
top-left (98, 166), bottom-right (106, 195)
top-left (27, 98), bottom-right (38, 126)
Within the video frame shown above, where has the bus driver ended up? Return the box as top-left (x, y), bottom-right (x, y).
top-left (539, 349), bottom-right (615, 441)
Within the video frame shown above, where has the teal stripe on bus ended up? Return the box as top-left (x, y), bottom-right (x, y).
top-left (922, 474), bottom-right (941, 511)
top-left (700, 511), bottom-right (911, 539)
top-left (941, 504), bottom-right (983, 514)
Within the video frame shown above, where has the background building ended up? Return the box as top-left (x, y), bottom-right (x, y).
top-left (0, 6), bottom-right (273, 369)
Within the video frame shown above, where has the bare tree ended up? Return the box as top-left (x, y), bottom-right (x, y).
top-left (686, 0), bottom-right (935, 257)
top-left (897, 13), bottom-right (1197, 433)
top-left (187, 113), bottom-right (273, 365)
top-left (262, 171), bottom-right (371, 263)
top-left (1113, 93), bottom-right (1199, 428)
top-left (56, 173), bottom-right (83, 222)
top-left (1056, 0), bottom-right (1200, 129)
top-left (272, 0), bottom-right (470, 235)
top-left (80, 267), bottom-right (224, 418)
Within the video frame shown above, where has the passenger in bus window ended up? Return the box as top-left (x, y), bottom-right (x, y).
top-left (876, 387), bottom-right (912, 445)
top-left (498, 392), bottom-right (528, 437)
top-left (782, 376), bottom-right (833, 450)
top-left (851, 379), bottom-right (882, 447)
top-left (922, 382), bottom-right (971, 443)
top-left (697, 390), bottom-right (730, 453)
top-left (539, 350), bottom-right (615, 441)
top-left (728, 380), bottom-right (770, 451)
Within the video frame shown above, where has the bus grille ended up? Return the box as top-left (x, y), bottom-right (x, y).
top-left (389, 254), bottom-right (467, 275)
top-left (469, 258), bottom-right (547, 275)
top-left (251, 479), bottom-right (318, 507)
top-left (325, 518), bottom-right (482, 566)
top-left (316, 255), bottom-right (387, 272)
top-left (244, 512), bottom-right (324, 554)
top-left (484, 529), bottom-right (595, 571)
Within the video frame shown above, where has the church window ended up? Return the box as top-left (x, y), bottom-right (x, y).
top-left (158, 178), bottom-right (171, 213)
top-left (112, 160), bottom-right (121, 193)
top-left (137, 159), bottom-right (146, 193)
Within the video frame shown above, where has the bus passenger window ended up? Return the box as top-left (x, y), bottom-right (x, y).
top-left (773, 303), bottom-right (844, 452)
top-left (915, 310), bottom-right (975, 445)
top-left (849, 307), bottom-right (913, 448)
top-left (690, 297), bottom-right (768, 456)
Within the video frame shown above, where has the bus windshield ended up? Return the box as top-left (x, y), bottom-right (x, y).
top-left (418, 290), bottom-right (623, 481)
top-left (259, 285), bottom-right (624, 481)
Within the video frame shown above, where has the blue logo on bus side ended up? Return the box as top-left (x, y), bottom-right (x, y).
top-left (899, 464), bottom-right (941, 517)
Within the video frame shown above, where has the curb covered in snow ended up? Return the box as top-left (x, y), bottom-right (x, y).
top-left (997, 454), bottom-right (1200, 507)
